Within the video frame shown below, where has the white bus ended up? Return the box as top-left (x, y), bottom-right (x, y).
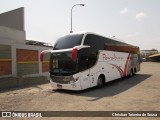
top-left (40, 32), bottom-right (140, 90)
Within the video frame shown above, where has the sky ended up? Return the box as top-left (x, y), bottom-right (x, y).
top-left (0, 0), bottom-right (160, 51)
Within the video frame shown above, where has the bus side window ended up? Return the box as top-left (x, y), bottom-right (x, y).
top-left (84, 34), bottom-right (104, 53)
top-left (88, 52), bottom-right (97, 68)
top-left (78, 48), bottom-right (89, 72)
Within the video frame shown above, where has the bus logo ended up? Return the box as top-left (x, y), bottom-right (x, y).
top-left (102, 53), bottom-right (123, 61)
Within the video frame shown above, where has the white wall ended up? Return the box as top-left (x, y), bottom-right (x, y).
top-left (0, 26), bottom-right (25, 44)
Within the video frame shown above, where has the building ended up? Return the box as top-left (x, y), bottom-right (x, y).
top-left (148, 53), bottom-right (160, 62)
top-left (0, 7), bottom-right (52, 89)
top-left (140, 49), bottom-right (158, 61)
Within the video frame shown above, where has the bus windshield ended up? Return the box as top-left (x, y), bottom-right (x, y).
top-left (53, 34), bottom-right (84, 50)
top-left (50, 52), bottom-right (78, 76)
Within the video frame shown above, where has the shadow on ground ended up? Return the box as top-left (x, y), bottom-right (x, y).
top-left (53, 74), bottom-right (151, 101)
top-left (0, 81), bottom-right (48, 93)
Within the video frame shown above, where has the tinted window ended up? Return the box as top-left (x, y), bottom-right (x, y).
top-left (84, 34), bottom-right (130, 52)
top-left (50, 52), bottom-right (78, 76)
top-left (54, 34), bottom-right (83, 50)
top-left (78, 48), bottom-right (98, 71)
top-left (84, 34), bottom-right (105, 53)
top-left (78, 48), bottom-right (89, 71)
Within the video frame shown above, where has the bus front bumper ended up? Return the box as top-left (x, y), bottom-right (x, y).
top-left (49, 79), bottom-right (82, 91)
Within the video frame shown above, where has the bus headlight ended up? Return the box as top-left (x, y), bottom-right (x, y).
top-left (70, 81), bottom-right (76, 88)
top-left (69, 77), bottom-right (79, 84)
top-left (74, 77), bottom-right (79, 82)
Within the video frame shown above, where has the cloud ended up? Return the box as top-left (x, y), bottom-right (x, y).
top-left (135, 12), bottom-right (147, 21)
top-left (120, 8), bottom-right (129, 14)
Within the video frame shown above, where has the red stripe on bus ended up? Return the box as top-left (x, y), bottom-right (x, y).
top-left (110, 64), bottom-right (123, 77)
top-left (123, 53), bottom-right (131, 77)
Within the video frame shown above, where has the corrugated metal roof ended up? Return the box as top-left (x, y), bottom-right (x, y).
top-left (149, 53), bottom-right (160, 58)
top-left (25, 40), bottom-right (52, 47)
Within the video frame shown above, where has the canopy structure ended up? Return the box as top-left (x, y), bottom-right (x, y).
top-left (149, 53), bottom-right (160, 58)
top-left (26, 40), bottom-right (52, 47)
top-left (148, 53), bottom-right (160, 62)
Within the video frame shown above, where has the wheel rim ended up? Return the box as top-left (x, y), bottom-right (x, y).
top-left (98, 77), bottom-right (103, 87)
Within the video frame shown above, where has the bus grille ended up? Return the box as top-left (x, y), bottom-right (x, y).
top-left (50, 75), bottom-right (73, 84)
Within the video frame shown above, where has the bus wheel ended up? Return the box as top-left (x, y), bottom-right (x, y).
top-left (133, 68), bottom-right (137, 75)
top-left (129, 69), bottom-right (133, 77)
top-left (97, 76), bottom-right (104, 88)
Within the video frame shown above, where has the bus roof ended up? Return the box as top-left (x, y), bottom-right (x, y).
top-left (69, 31), bottom-right (139, 48)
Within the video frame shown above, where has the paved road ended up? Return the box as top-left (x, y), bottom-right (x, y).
top-left (0, 62), bottom-right (160, 120)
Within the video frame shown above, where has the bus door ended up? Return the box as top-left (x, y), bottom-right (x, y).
top-left (89, 66), bottom-right (98, 87)
top-left (80, 66), bottom-right (98, 89)
top-left (80, 70), bottom-right (90, 89)
top-left (88, 52), bottom-right (98, 87)
top-left (79, 49), bottom-right (98, 89)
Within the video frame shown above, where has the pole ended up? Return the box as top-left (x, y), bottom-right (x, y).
top-left (70, 4), bottom-right (85, 33)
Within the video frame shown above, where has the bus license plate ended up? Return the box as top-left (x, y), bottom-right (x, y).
top-left (57, 84), bottom-right (62, 89)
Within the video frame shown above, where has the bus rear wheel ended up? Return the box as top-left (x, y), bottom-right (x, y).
top-left (129, 69), bottom-right (133, 77)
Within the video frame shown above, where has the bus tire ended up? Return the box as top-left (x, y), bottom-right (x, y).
top-left (97, 75), bottom-right (104, 88)
top-left (134, 68), bottom-right (137, 75)
top-left (129, 69), bottom-right (133, 77)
